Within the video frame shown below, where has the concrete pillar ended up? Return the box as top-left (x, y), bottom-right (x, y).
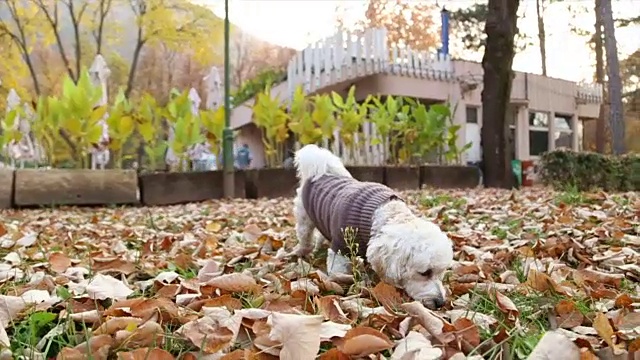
top-left (571, 113), bottom-right (579, 151)
top-left (548, 111), bottom-right (556, 151)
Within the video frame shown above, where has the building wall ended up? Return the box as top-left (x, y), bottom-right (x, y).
top-left (232, 59), bottom-right (601, 167)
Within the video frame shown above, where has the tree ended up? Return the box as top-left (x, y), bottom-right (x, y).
top-left (450, 2), bottom-right (530, 56)
top-left (535, 0), bottom-right (547, 76)
top-left (594, 0), bottom-right (607, 153)
top-left (0, 0), bottom-right (49, 95)
top-left (90, 0), bottom-right (114, 55)
top-left (600, 0), bottom-right (625, 154)
top-left (31, 0), bottom-right (89, 83)
top-left (481, 0), bottom-right (520, 188)
top-left (230, 30), bottom-right (295, 88)
top-left (337, 0), bottom-right (439, 52)
top-left (125, 0), bottom-right (223, 98)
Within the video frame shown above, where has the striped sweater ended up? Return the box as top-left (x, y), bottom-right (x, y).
top-left (301, 175), bottom-right (401, 258)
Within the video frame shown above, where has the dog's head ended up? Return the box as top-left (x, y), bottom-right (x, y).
top-left (367, 216), bottom-right (454, 309)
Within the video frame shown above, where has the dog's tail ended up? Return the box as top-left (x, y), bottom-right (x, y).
top-left (294, 144), bottom-right (352, 183)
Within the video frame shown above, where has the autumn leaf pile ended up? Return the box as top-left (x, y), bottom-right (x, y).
top-left (0, 187), bottom-right (638, 360)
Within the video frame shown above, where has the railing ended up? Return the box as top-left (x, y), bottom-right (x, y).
top-left (285, 28), bottom-right (455, 98)
top-left (576, 82), bottom-right (604, 104)
top-left (283, 28), bottom-right (603, 105)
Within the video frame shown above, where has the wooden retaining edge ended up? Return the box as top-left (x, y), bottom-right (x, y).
top-left (14, 169), bottom-right (140, 207)
top-left (0, 165), bottom-right (481, 209)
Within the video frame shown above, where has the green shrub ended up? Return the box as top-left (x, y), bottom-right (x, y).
top-left (540, 149), bottom-right (640, 192)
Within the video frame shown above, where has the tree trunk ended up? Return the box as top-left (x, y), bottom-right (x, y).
top-left (481, 0), bottom-right (520, 189)
top-left (125, 29), bottom-right (146, 98)
top-left (600, 0), bottom-right (625, 155)
top-left (594, 0), bottom-right (607, 153)
top-left (535, 0), bottom-right (547, 76)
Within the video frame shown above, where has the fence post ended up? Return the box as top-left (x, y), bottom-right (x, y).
top-left (89, 55), bottom-right (111, 170)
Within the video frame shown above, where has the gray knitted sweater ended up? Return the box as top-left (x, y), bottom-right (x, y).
top-left (301, 175), bottom-right (401, 258)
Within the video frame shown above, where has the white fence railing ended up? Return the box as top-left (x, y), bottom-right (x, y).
top-left (283, 27), bottom-right (603, 105)
top-left (576, 82), bottom-right (604, 104)
top-left (286, 28), bottom-right (455, 97)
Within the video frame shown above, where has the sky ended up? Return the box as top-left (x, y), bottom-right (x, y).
top-left (194, 0), bottom-right (640, 83)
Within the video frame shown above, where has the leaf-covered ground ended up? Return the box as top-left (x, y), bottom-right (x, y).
top-left (0, 187), bottom-right (638, 360)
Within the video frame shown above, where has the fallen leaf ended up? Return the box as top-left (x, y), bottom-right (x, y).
top-left (528, 330), bottom-right (581, 360)
top-left (117, 348), bottom-right (175, 360)
top-left (205, 273), bottom-right (259, 293)
top-left (268, 312), bottom-right (324, 360)
top-left (593, 312), bottom-right (625, 355)
top-left (453, 318), bottom-right (481, 347)
top-left (86, 273), bottom-right (134, 300)
top-left (391, 331), bottom-right (443, 360)
top-left (49, 252), bottom-right (72, 273)
top-left (334, 326), bottom-right (394, 357)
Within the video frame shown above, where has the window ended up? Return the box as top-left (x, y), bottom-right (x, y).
top-left (466, 106), bottom-right (478, 124)
top-left (554, 114), bottom-right (573, 149)
top-left (528, 111), bottom-right (549, 156)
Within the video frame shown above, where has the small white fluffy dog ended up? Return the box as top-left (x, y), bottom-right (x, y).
top-left (287, 144), bottom-right (454, 309)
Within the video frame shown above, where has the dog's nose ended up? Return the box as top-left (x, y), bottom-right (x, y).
top-left (433, 297), bottom-right (446, 309)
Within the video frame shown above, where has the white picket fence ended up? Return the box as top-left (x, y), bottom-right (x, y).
top-left (286, 28), bottom-right (454, 98)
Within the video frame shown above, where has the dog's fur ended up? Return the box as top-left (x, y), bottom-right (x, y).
top-left (289, 144), bottom-right (454, 308)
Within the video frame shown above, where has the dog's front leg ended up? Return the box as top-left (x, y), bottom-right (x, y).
top-left (279, 195), bottom-right (316, 260)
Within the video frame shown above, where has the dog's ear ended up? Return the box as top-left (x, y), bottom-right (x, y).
top-left (368, 242), bottom-right (411, 287)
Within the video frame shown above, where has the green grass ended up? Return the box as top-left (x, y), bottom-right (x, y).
top-left (465, 287), bottom-right (596, 360)
top-left (421, 193), bottom-right (467, 209)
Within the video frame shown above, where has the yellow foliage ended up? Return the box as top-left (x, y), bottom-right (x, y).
top-left (136, 0), bottom-right (223, 65)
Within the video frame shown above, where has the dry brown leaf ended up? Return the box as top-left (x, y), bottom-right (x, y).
top-left (593, 312), bottom-right (625, 355)
top-left (453, 318), bottom-right (481, 347)
top-left (315, 296), bottom-right (350, 324)
top-left (205, 273), bottom-right (259, 293)
top-left (525, 268), bottom-right (568, 295)
top-left (116, 348), bottom-right (175, 360)
top-left (371, 282), bottom-right (404, 313)
top-left (334, 326), bottom-right (394, 357)
top-left (555, 300), bottom-right (585, 329)
top-left (92, 257), bottom-right (137, 275)
top-left (114, 320), bottom-right (164, 348)
top-left (614, 294), bottom-right (633, 309)
top-left (94, 317), bottom-right (143, 335)
top-left (179, 316), bottom-right (235, 353)
top-left (129, 297), bottom-right (180, 324)
top-left (57, 334), bottom-right (114, 360)
top-left (494, 290), bottom-right (519, 322)
top-left (49, 252), bottom-right (71, 273)
top-left (318, 348), bottom-right (350, 360)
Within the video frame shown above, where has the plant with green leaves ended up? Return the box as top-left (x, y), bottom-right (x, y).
top-left (287, 85), bottom-right (323, 145)
top-left (105, 90), bottom-right (137, 168)
top-left (441, 102), bottom-right (472, 164)
top-left (41, 70), bottom-right (106, 168)
top-left (252, 85), bottom-right (289, 167)
top-left (136, 93), bottom-right (167, 172)
top-left (199, 105), bottom-right (225, 167)
top-left (0, 107), bottom-right (24, 160)
top-left (162, 89), bottom-right (205, 172)
top-left (368, 95), bottom-right (396, 162)
top-left (332, 86), bottom-right (368, 163)
top-left (309, 93), bottom-right (337, 144)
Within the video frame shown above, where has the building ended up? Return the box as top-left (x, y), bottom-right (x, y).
top-left (229, 21), bottom-right (602, 169)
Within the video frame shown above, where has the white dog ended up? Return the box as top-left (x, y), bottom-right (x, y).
top-left (287, 144), bottom-right (454, 309)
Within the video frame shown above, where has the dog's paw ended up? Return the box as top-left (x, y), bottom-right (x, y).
top-left (275, 245), bottom-right (313, 260)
